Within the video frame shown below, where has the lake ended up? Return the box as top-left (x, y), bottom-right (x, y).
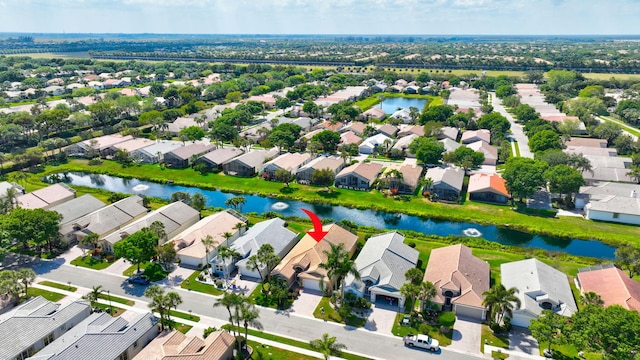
top-left (48, 172), bottom-right (617, 259)
top-left (379, 97), bottom-right (427, 115)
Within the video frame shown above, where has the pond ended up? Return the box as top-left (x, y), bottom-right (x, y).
top-left (49, 172), bottom-right (616, 259)
top-left (379, 97), bottom-right (427, 115)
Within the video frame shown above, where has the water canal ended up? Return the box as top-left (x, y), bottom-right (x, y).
top-left (49, 172), bottom-right (616, 259)
top-left (379, 97), bottom-right (427, 114)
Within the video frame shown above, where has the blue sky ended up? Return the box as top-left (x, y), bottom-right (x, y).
top-left (0, 0), bottom-right (638, 35)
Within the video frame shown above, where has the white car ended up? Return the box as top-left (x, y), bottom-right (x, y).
top-left (403, 334), bottom-right (440, 352)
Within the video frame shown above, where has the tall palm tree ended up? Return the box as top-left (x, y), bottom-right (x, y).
top-left (145, 285), bottom-right (168, 330)
top-left (201, 235), bottom-right (216, 263)
top-left (385, 169), bottom-right (404, 194)
top-left (240, 302), bottom-right (262, 350)
top-left (17, 268), bottom-right (36, 298)
top-left (320, 243), bottom-right (360, 295)
top-left (418, 281), bottom-right (437, 310)
top-left (213, 292), bottom-right (242, 337)
top-left (85, 285), bottom-right (103, 307)
top-left (309, 333), bottom-right (347, 360)
top-left (165, 291), bottom-right (183, 327)
top-left (580, 291), bottom-right (604, 307)
top-left (482, 284), bottom-right (521, 325)
top-left (148, 220), bottom-right (167, 243)
top-left (79, 233), bottom-right (100, 255)
top-left (217, 246), bottom-right (241, 285)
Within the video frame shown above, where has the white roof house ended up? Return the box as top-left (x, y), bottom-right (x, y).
top-left (500, 259), bottom-right (578, 328)
top-left (231, 218), bottom-right (299, 279)
top-left (358, 133), bottom-right (393, 154)
top-left (343, 232), bottom-right (419, 308)
top-left (130, 140), bottom-right (184, 164)
top-left (261, 152), bottom-right (313, 179)
top-left (16, 183), bottom-right (76, 210)
top-left (49, 194), bottom-right (106, 242)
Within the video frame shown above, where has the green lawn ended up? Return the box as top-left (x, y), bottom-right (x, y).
top-left (391, 313), bottom-right (453, 346)
top-left (98, 293), bottom-right (135, 306)
top-left (312, 297), bottom-right (367, 328)
top-left (481, 325), bottom-right (509, 353)
top-left (123, 262), bottom-right (169, 282)
top-left (173, 322), bottom-right (193, 334)
top-left (27, 287), bottom-right (66, 302)
top-left (248, 340), bottom-right (318, 360)
top-left (179, 270), bottom-right (223, 296)
top-left (169, 309), bottom-right (201, 322)
top-left (37, 281), bottom-right (77, 292)
top-left (36, 160), bottom-right (640, 247)
top-left (69, 255), bottom-right (114, 270)
top-left (537, 342), bottom-right (602, 360)
top-left (93, 303), bottom-right (126, 317)
top-left (600, 115), bottom-right (640, 138)
top-left (249, 283), bottom-right (294, 310)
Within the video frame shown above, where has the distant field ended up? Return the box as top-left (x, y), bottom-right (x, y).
top-left (9, 52), bottom-right (90, 59)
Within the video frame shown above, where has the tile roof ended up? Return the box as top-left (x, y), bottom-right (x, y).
top-left (132, 330), bottom-right (234, 360)
top-left (339, 131), bottom-right (363, 145)
top-left (468, 173), bottom-right (509, 197)
top-left (198, 147), bottom-right (244, 166)
top-left (382, 164), bottom-right (424, 190)
top-left (564, 137), bottom-right (608, 148)
top-left (297, 156), bottom-right (345, 175)
top-left (263, 152), bottom-right (312, 172)
top-left (578, 265), bottom-right (640, 312)
top-left (112, 138), bottom-right (157, 153)
top-left (425, 166), bottom-right (465, 191)
top-left (586, 195), bottom-right (640, 216)
top-left (233, 218), bottom-right (299, 268)
top-left (49, 194), bottom-right (106, 227)
top-left (227, 148), bottom-right (279, 169)
top-left (397, 125), bottom-right (425, 138)
top-left (17, 183), bottom-right (76, 209)
top-left (64, 195), bottom-right (147, 237)
top-left (424, 244), bottom-right (490, 308)
top-left (460, 129), bottom-right (490, 144)
top-left (168, 143), bottom-right (216, 161)
top-left (173, 211), bottom-right (244, 259)
top-left (336, 162), bottom-right (383, 182)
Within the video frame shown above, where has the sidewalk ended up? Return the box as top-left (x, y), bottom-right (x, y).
top-left (484, 345), bottom-right (545, 360)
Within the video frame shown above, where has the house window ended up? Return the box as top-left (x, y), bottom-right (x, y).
top-left (44, 332), bottom-right (55, 346)
top-left (133, 340), bottom-right (138, 348)
top-left (118, 351), bottom-right (129, 360)
top-left (613, 213), bottom-right (620, 219)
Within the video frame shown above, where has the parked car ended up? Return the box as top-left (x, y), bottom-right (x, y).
top-left (127, 275), bottom-right (150, 285)
top-left (403, 334), bottom-right (439, 352)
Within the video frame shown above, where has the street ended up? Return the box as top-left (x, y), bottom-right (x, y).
top-left (30, 256), bottom-right (484, 360)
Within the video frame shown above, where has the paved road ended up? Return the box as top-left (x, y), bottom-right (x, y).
top-left (32, 257), bottom-right (483, 360)
top-left (491, 94), bottom-right (533, 158)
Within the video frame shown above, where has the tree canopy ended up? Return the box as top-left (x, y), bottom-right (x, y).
top-left (502, 157), bottom-right (548, 202)
top-left (409, 136), bottom-right (444, 165)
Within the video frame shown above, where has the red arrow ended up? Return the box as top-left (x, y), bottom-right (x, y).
top-left (301, 208), bottom-right (328, 242)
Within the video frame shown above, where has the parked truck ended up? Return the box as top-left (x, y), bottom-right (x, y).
top-left (403, 334), bottom-right (440, 352)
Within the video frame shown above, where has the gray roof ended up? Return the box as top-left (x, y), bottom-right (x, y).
top-left (587, 195), bottom-right (640, 216)
top-left (0, 181), bottom-right (23, 198)
top-left (66, 195), bottom-right (147, 237)
top-left (297, 156), bottom-right (344, 174)
top-left (501, 259), bottom-right (577, 318)
top-left (438, 126), bottom-right (459, 141)
top-left (580, 181), bottom-right (640, 200)
top-left (226, 148), bottom-right (279, 169)
top-left (132, 140), bottom-right (183, 157)
top-left (49, 194), bottom-right (106, 227)
top-left (425, 166), bottom-right (465, 191)
top-left (29, 313), bottom-right (158, 360)
top-left (234, 218), bottom-right (298, 267)
top-left (199, 147), bottom-right (244, 166)
top-left (440, 138), bottom-right (462, 153)
top-left (167, 143), bottom-right (216, 161)
top-left (0, 297), bottom-right (91, 360)
top-left (344, 232), bottom-right (419, 294)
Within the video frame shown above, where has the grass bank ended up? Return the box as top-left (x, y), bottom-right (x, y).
top-left (35, 160), bottom-right (640, 247)
top-left (37, 281), bottom-right (77, 292)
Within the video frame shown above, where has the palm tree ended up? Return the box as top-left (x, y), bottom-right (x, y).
top-left (385, 169), bottom-right (404, 195)
top-left (240, 302), bottom-right (262, 350)
top-left (233, 222), bottom-right (245, 235)
top-left (17, 268), bottom-right (36, 298)
top-left (145, 285), bottom-right (168, 330)
top-left (418, 281), bottom-right (438, 310)
top-left (85, 285), bottom-right (103, 307)
top-left (213, 292), bottom-right (242, 337)
top-left (9, 171), bottom-right (27, 188)
top-left (165, 291), bottom-right (183, 327)
top-left (482, 284), bottom-right (521, 325)
top-left (222, 232), bottom-right (234, 248)
top-left (580, 291), bottom-right (604, 307)
top-left (201, 235), bottom-right (216, 263)
top-left (309, 333), bottom-right (347, 360)
top-left (148, 220), bottom-right (167, 243)
top-left (217, 246), bottom-right (241, 285)
top-left (319, 243), bottom-right (360, 296)
top-left (79, 233), bottom-right (100, 255)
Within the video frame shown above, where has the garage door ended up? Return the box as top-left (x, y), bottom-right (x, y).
top-left (302, 278), bottom-right (323, 291)
top-left (509, 312), bottom-right (533, 328)
top-left (454, 304), bottom-right (485, 321)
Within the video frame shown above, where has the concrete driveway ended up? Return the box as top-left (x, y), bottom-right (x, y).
top-left (290, 289), bottom-right (323, 318)
top-left (449, 316), bottom-right (482, 355)
top-left (527, 190), bottom-right (552, 210)
top-left (364, 301), bottom-right (400, 334)
top-left (509, 327), bottom-right (540, 356)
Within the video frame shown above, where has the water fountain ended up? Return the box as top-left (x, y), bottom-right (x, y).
top-left (271, 202), bottom-right (290, 211)
top-left (462, 228), bottom-right (483, 237)
top-left (132, 184), bottom-right (150, 192)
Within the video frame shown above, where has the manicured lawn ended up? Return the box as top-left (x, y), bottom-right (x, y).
top-left (224, 325), bottom-right (373, 360)
top-left (36, 160), bottom-right (640, 246)
top-left (123, 262), bottom-right (169, 282)
top-left (391, 313), bottom-right (453, 346)
top-left (98, 293), bottom-right (135, 306)
top-left (180, 270), bottom-right (223, 296)
top-left (249, 283), bottom-right (294, 310)
top-left (312, 297), bottom-right (367, 328)
top-left (169, 309), bottom-right (201, 322)
top-left (248, 340), bottom-right (318, 360)
top-left (38, 281), bottom-right (77, 292)
top-left (173, 322), bottom-right (193, 334)
top-left (27, 287), bottom-right (66, 302)
top-left (93, 303), bottom-right (126, 317)
top-left (537, 342), bottom-right (601, 360)
top-left (481, 325), bottom-right (509, 352)
top-left (70, 255), bottom-right (114, 270)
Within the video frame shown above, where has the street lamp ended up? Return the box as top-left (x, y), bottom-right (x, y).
top-left (67, 281), bottom-right (71, 290)
top-left (107, 290), bottom-right (112, 314)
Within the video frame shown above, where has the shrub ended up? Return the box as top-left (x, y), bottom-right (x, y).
top-left (215, 280), bottom-right (224, 288)
top-left (489, 321), bottom-right (501, 334)
top-left (88, 157), bottom-right (102, 165)
top-left (408, 241), bottom-right (416, 248)
top-left (438, 311), bottom-right (456, 327)
top-left (338, 304), bottom-right (352, 320)
top-left (419, 323), bottom-right (431, 335)
top-left (203, 326), bottom-right (217, 339)
top-left (354, 297), bottom-right (371, 310)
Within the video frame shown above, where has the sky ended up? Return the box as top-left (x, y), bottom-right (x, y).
top-left (0, 0), bottom-right (639, 35)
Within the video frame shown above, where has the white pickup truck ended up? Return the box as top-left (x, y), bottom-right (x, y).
top-left (403, 334), bottom-right (440, 352)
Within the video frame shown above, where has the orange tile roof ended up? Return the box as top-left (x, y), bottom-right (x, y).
top-left (578, 266), bottom-right (640, 312)
top-left (468, 173), bottom-right (509, 197)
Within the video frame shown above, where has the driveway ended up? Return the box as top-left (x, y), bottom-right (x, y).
top-left (527, 190), bottom-right (552, 210)
top-left (155, 266), bottom-right (195, 287)
top-left (509, 327), bottom-right (540, 356)
top-left (290, 289), bottom-right (323, 318)
top-left (449, 316), bottom-right (482, 355)
top-left (364, 301), bottom-right (400, 334)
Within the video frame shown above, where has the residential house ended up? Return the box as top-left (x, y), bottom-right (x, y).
top-left (271, 224), bottom-right (358, 291)
top-left (358, 133), bottom-right (393, 154)
top-left (30, 313), bottom-right (158, 360)
top-left (0, 181), bottom-right (24, 198)
top-left (460, 129), bottom-right (491, 144)
top-left (100, 201), bottom-right (200, 253)
top-left (335, 162), bottom-right (383, 190)
top-left (404, 85), bottom-right (421, 94)
top-left (87, 81), bottom-right (104, 90)
top-left (564, 137), bottom-right (608, 148)
top-left (316, 120), bottom-right (344, 132)
top-left (397, 125), bottom-right (424, 138)
top-left (119, 88), bottom-right (139, 97)
top-left (576, 181), bottom-right (640, 209)
top-left (343, 232), bottom-right (419, 308)
top-left (246, 95), bottom-right (276, 109)
top-left (131, 330), bottom-right (234, 360)
top-left (391, 134), bottom-right (418, 157)
top-left (42, 85), bottom-right (65, 96)
top-left (173, 210), bottom-right (246, 269)
top-left (167, 117), bottom-right (207, 135)
top-left (380, 164), bottom-right (424, 195)
top-left (425, 166), bottom-right (465, 202)
top-left (423, 244), bottom-right (490, 320)
top-left (466, 140), bottom-right (498, 166)
top-left (581, 155), bottom-right (634, 184)
top-left (261, 152), bottom-right (313, 180)
top-left (108, 138), bottom-right (156, 157)
top-left (377, 124), bottom-right (399, 138)
top-left (223, 148), bottom-right (279, 177)
top-left (390, 109), bottom-right (412, 124)
top-left (585, 195), bottom-right (640, 225)
top-left (230, 218), bottom-right (299, 279)
top-left (339, 131), bottom-right (363, 146)
top-left (564, 146), bottom-right (617, 157)
top-left (164, 143), bottom-right (216, 168)
top-left (296, 156), bottom-right (345, 184)
top-left (501, 259), bottom-right (578, 327)
top-left (195, 147), bottom-right (244, 172)
top-left (371, 83), bottom-right (388, 93)
top-left (438, 127), bottom-right (460, 141)
top-left (17, 183), bottom-right (76, 210)
top-left (341, 122), bottom-right (367, 136)
top-left (576, 264), bottom-right (640, 312)
top-left (0, 297), bottom-right (91, 360)
top-left (468, 173), bottom-right (510, 204)
top-left (62, 195), bottom-right (148, 244)
top-left (440, 138), bottom-right (462, 153)
top-left (49, 195), bottom-right (106, 244)
top-left (362, 107), bottom-right (386, 120)
top-left (130, 140), bottom-right (184, 164)
top-left (65, 134), bottom-right (133, 157)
